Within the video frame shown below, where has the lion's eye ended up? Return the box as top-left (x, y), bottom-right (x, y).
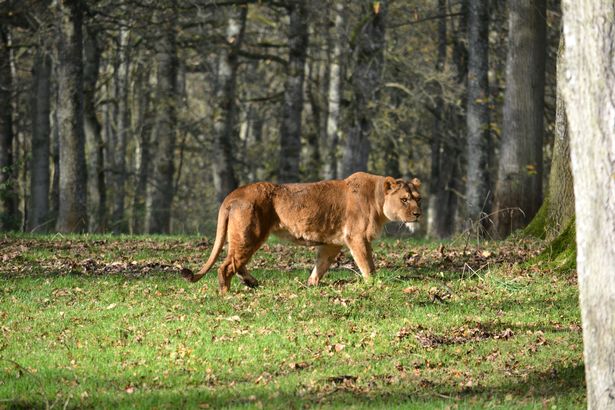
top-left (401, 198), bottom-right (408, 204)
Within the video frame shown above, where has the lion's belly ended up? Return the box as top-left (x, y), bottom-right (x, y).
top-left (271, 224), bottom-right (345, 246)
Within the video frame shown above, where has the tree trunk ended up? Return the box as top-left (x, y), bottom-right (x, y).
top-left (323, 1), bottom-right (344, 181)
top-left (131, 62), bottom-right (153, 234)
top-left (0, 26), bottom-right (18, 231)
top-left (277, 0), bottom-right (308, 183)
top-left (493, 0), bottom-right (546, 238)
top-left (145, 5), bottom-right (177, 234)
top-left (546, 34), bottom-right (573, 239)
top-left (28, 51), bottom-right (52, 232)
top-left (111, 26), bottom-right (130, 232)
top-left (83, 25), bottom-right (106, 232)
top-left (427, 0), bottom-right (449, 238)
top-left (427, 0), bottom-right (464, 239)
top-left (341, 0), bottom-right (387, 177)
top-left (50, 86), bottom-right (60, 221)
top-left (465, 0), bottom-right (490, 222)
top-left (55, 0), bottom-right (88, 233)
top-left (211, 5), bottom-right (245, 203)
top-left (305, 56), bottom-right (323, 182)
top-left (562, 2), bottom-right (615, 408)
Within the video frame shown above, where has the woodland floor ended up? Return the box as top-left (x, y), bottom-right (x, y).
top-left (0, 233), bottom-right (584, 409)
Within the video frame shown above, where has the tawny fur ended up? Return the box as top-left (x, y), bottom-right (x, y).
top-left (183, 172), bottom-right (422, 294)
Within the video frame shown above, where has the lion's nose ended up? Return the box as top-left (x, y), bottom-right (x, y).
top-left (413, 211), bottom-right (421, 218)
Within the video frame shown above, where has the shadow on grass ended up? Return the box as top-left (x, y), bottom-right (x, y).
top-left (3, 364), bottom-right (585, 409)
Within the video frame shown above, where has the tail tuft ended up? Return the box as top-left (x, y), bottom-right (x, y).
top-left (181, 267), bottom-right (197, 282)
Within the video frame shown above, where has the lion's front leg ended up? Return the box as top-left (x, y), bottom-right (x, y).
top-left (308, 244), bottom-right (342, 286)
top-left (345, 237), bottom-right (376, 281)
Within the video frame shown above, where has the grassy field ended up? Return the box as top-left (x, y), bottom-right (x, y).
top-left (0, 233), bottom-right (584, 409)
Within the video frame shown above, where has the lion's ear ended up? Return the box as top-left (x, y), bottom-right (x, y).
top-left (384, 176), bottom-right (397, 194)
top-left (410, 178), bottom-right (421, 188)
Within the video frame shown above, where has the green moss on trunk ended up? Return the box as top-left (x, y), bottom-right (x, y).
top-left (541, 217), bottom-right (576, 271)
top-left (523, 198), bottom-right (548, 239)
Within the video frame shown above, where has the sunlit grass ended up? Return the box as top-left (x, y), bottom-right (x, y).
top-left (0, 234), bottom-right (584, 409)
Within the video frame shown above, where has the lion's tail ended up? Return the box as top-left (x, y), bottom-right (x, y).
top-left (184, 205), bottom-right (229, 283)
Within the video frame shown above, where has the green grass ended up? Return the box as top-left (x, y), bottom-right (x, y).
top-left (0, 234), bottom-right (584, 409)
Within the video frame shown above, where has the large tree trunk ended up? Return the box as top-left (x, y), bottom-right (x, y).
top-left (111, 26), bottom-right (130, 232)
top-left (55, 0), bottom-right (88, 233)
top-left (278, 0), bottom-right (308, 183)
top-left (493, 0), bottom-right (546, 238)
top-left (28, 51), bottom-right (52, 232)
top-left (0, 26), bottom-right (18, 231)
top-left (323, 1), bottom-right (344, 180)
top-left (83, 25), bottom-right (106, 233)
top-left (546, 35), bottom-right (573, 239)
top-left (145, 5), bottom-right (177, 234)
top-left (341, 0), bottom-right (387, 177)
top-left (562, 2), bottom-right (615, 408)
top-left (465, 0), bottom-right (490, 222)
top-left (211, 5), bottom-right (245, 203)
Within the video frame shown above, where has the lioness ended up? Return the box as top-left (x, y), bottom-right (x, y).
top-left (183, 172), bottom-right (422, 293)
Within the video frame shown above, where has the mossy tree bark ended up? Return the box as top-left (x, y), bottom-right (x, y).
top-left (525, 34), bottom-right (574, 243)
top-left (545, 35), bottom-right (574, 240)
top-left (562, 1), bottom-right (615, 408)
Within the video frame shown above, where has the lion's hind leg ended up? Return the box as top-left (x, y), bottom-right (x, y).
top-left (217, 258), bottom-right (235, 294)
top-left (217, 202), bottom-right (269, 294)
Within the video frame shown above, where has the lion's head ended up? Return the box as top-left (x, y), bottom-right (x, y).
top-left (382, 176), bottom-right (422, 224)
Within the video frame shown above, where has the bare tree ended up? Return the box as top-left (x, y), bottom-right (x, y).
top-left (493, 0), bottom-right (546, 238)
top-left (0, 25), bottom-right (18, 231)
top-left (278, 0), bottom-right (308, 183)
top-left (465, 0), bottom-right (490, 223)
top-left (211, 5), bottom-right (246, 203)
top-left (341, 0), bottom-right (387, 177)
top-left (131, 61), bottom-right (153, 234)
top-left (28, 50), bottom-right (52, 232)
top-left (83, 24), bottom-right (106, 232)
top-left (145, 3), bottom-right (178, 234)
top-left (323, 0), bottom-right (345, 180)
top-left (562, 1), bottom-right (615, 408)
top-left (55, 0), bottom-right (88, 233)
top-left (426, 0), bottom-right (466, 239)
top-left (111, 25), bottom-right (131, 232)
top-left (427, 0), bottom-right (453, 239)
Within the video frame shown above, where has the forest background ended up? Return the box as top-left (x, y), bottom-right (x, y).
top-left (0, 0), bottom-right (568, 240)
